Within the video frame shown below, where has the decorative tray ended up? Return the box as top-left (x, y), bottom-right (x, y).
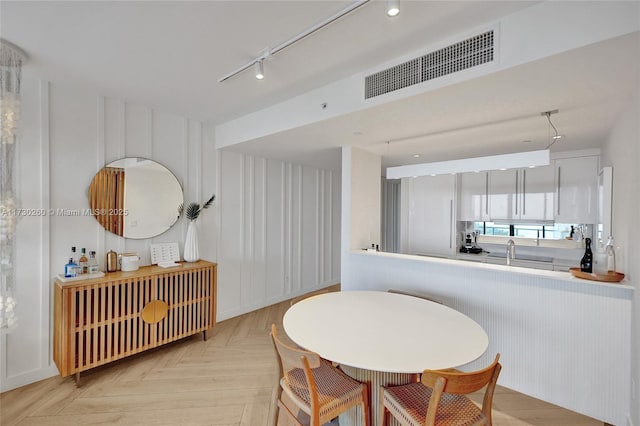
top-left (569, 268), bottom-right (625, 283)
top-left (56, 272), bottom-right (105, 282)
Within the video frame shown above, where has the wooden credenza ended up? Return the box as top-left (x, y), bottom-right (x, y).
top-left (53, 261), bottom-right (216, 382)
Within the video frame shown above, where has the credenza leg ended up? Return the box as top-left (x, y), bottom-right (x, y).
top-left (75, 371), bottom-right (81, 386)
top-left (202, 330), bottom-right (207, 341)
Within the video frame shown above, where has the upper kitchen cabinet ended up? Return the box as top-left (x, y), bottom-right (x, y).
top-left (400, 174), bottom-right (456, 257)
top-left (520, 165), bottom-right (555, 222)
top-left (554, 156), bottom-right (599, 224)
top-left (458, 172), bottom-right (490, 221)
top-left (488, 166), bottom-right (554, 222)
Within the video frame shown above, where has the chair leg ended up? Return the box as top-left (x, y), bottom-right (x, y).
top-left (378, 387), bottom-right (387, 426)
top-left (361, 383), bottom-right (371, 426)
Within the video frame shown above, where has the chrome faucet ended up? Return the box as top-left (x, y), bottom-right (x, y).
top-left (506, 239), bottom-right (516, 265)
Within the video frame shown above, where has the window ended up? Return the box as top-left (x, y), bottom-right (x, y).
top-left (473, 222), bottom-right (576, 240)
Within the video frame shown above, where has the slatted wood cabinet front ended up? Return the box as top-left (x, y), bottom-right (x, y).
top-left (54, 261), bottom-right (216, 380)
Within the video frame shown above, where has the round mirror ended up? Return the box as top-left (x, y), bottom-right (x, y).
top-left (88, 158), bottom-right (183, 239)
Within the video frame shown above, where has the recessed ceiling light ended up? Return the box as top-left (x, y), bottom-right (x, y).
top-left (412, 154), bottom-right (420, 158)
top-left (499, 168), bottom-right (507, 171)
top-left (529, 165), bottom-right (536, 168)
top-left (552, 134), bottom-right (563, 140)
top-left (522, 140), bottom-right (532, 144)
top-left (353, 131), bottom-right (363, 136)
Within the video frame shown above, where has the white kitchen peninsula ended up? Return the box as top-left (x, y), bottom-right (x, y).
top-left (342, 250), bottom-right (633, 426)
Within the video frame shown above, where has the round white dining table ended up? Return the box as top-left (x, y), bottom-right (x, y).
top-left (282, 290), bottom-right (489, 426)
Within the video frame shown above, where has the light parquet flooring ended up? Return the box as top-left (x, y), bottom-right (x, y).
top-left (1, 293), bottom-right (602, 426)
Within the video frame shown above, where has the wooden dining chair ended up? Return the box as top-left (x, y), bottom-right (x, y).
top-left (289, 288), bottom-right (331, 307)
top-left (270, 324), bottom-right (371, 426)
top-left (387, 289), bottom-right (443, 305)
top-left (379, 354), bottom-right (501, 426)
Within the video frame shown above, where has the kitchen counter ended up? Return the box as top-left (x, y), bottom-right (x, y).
top-left (343, 249), bottom-right (633, 425)
top-left (379, 250), bottom-right (632, 290)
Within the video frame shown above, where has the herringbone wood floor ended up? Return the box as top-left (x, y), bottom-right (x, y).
top-left (1, 292), bottom-right (601, 426)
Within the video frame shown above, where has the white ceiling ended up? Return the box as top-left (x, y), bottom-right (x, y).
top-left (2, 1), bottom-right (639, 170)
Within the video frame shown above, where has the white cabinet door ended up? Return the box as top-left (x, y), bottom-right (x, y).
top-left (489, 169), bottom-right (518, 221)
top-left (554, 156), bottom-right (599, 224)
top-left (490, 166), bottom-right (554, 222)
top-left (400, 174), bottom-right (456, 256)
top-left (520, 165), bottom-right (555, 222)
top-left (459, 172), bottom-right (490, 221)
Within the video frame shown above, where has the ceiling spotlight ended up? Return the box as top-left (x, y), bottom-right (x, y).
top-left (254, 60), bottom-right (264, 80)
top-left (552, 134), bottom-right (563, 140)
top-left (412, 154), bottom-right (420, 158)
top-left (387, 0), bottom-right (400, 17)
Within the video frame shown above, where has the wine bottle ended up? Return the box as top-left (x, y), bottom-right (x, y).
top-left (580, 237), bottom-right (593, 273)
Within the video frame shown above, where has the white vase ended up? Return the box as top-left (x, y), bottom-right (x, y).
top-left (184, 221), bottom-right (199, 262)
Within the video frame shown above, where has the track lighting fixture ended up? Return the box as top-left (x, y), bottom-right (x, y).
top-left (254, 60), bottom-right (264, 80)
top-left (387, 0), bottom-right (400, 17)
top-left (218, 0), bottom-right (370, 82)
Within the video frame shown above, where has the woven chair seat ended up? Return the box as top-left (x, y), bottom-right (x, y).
top-left (383, 382), bottom-right (487, 426)
top-left (282, 359), bottom-right (365, 423)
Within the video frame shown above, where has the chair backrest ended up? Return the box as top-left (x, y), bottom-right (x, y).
top-left (271, 324), bottom-right (322, 421)
top-left (421, 354), bottom-right (502, 425)
top-left (271, 324), bottom-right (322, 372)
top-left (289, 288), bottom-right (331, 307)
top-left (387, 289), bottom-right (443, 305)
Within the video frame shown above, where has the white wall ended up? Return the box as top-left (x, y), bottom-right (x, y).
top-left (341, 146), bottom-right (381, 252)
top-left (1, 75), bottom-right (340, 391)
top-left (0, 75), bottom-right (213, 391)
top-left (601, 90), bottom-right (640, 426)
top-left (216, 150), bottom-right (340, 320)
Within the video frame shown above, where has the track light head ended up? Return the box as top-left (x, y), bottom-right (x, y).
top-left (254, 60), bottom-right (264, 80)
top-left (387, 0), bottom-right (400, 17)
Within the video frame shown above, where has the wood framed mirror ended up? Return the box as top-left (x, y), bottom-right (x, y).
top-left (88, 158), bottom-right (183, 239)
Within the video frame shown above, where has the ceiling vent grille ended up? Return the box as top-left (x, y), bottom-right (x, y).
top-left (365, 30), bottom-right (494, 99)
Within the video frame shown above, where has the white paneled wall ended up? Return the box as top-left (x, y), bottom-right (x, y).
top-left (1, 76), bottom-right (214, 391)
top-left (217, 151), bottom-right (340, 320)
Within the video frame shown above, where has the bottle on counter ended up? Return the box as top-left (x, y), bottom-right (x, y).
top-left (580, 237), bottom-right (593, 273)
top-left (64, 257), bottom-right (78, 278)
top-left (605, 236), bottom-right (616, 273)
top-left (79, 248), bottom-right (88, 274)
top-left (89, 251), bottom-right (100, 274)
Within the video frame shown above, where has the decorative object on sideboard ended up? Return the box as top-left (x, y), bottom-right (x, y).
top-left (0, 39), bottom-right (27, 332)
top-left (180, 194), bottom-right (215, 262)
top-left (120, 253), bottom-right (140, 272)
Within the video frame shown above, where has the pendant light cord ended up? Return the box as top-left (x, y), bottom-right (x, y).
top-left (544, 112), bottom-right (560, 149)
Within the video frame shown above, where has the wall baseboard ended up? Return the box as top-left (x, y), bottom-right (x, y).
top-left (217, 281), bottom-right (340, 322)
top-left (1, 365), bottom-right (59, 393)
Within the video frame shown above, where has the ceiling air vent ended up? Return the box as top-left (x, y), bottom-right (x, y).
top-left (365, 30), bottom-right (494, 99)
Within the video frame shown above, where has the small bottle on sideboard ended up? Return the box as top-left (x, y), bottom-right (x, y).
top-left (79, 248), bottom-right (88, 274)
top-left (89, 251), bottom-right (100, 274)
top-left (580, 237), bottom-right (593, 273)
top-left (64, 258), bottom-right (78, 278)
